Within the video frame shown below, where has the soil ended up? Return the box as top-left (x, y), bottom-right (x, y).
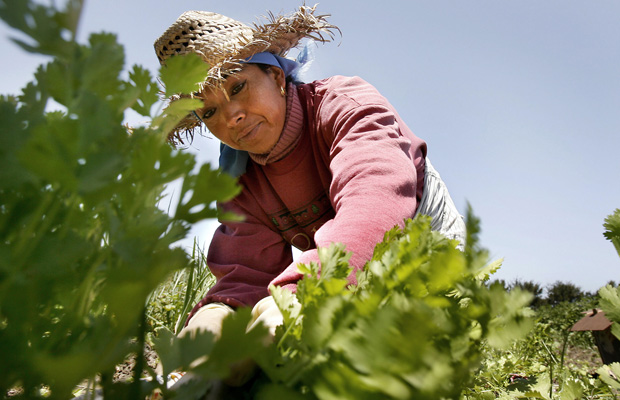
top-left (69, 343), bottom-right (162, 399)
top-left (564, 344), bottom-right (603, 375)
top-left (113, 342), bottom-right (161, 383)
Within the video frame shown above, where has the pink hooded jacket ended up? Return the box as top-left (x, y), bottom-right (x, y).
top-left (188, 75), bottom-right (427, 317)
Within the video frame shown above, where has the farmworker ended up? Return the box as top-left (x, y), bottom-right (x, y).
top-left (154, 4), bottom-right (466, 385)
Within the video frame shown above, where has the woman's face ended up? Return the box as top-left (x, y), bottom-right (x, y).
top-left (196, 64), bottom-right (287, 154)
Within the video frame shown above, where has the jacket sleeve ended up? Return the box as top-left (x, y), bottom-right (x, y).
top-left (271, 76), bottom-right (426, 288)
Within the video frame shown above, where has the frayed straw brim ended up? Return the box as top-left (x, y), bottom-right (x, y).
top-left (154, 5), bottom-right (339, 144)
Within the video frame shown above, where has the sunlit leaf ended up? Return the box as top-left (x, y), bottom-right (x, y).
top-left (603, 208), bottom-right (620, 257)
top-left (151, 327), bottom-right (216, 378)
top-left (599, 284), bottom-right (620, 340)
top-left (82, 32), bottom-right (124, 96)
top-left (159, 53), bottom-right (209, 97)
top-left (597, 362), bottom-right (620, 389)
top-left (127, 65), bottom-right (160, 116)
top-left (175, 163), bottom-right (241, 223)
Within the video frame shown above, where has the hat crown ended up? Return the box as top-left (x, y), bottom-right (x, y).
top-left (155, 11), bottom-right (255, 67)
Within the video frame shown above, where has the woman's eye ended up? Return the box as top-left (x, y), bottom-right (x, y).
top-left (202, 108), bottom-right (216, 120)
top-left (231, 81), bottom-right (245, 95)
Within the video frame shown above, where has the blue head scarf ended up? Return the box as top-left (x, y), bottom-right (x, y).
top-left (216, 46), bottom-right (314, 177)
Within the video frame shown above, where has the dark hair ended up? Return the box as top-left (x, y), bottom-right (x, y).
top-left (254, 63), bottom-right (295, 84)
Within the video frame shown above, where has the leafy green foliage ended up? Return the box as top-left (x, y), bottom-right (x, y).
top-left (597, 284), bottom-right (620, 397)
top-left (262, 211), bottom-right (533, 400)
top-left (159, 53), bottom-right (210, 98)
top-left (127, 65), bottom-right (160, 117)
top-left (603, 208), bottom-right (620, 258)
top-left (154, 210), bottom-right (533, 399)
top-left (150, 53), bottom-right (207, 138)
top-left (599, 284), bottom-right (620, 344)
top-left (468, 208), bottom-right (620, 400)
top-left (597, 362), bottom-right (620, 392)
top-left (467, 297), bottom-right (610, 400)
top-left (0, 0), bottom-right (239, 398)
top-left (599, 208), bottom-right (620, 340)
top-left (0, 0), bottom-right (80, 58)
top-left (149, 211), bottom-right (531, 399)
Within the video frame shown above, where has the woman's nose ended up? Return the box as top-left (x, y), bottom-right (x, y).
top-left (223, 101), bottom-right (245, 128)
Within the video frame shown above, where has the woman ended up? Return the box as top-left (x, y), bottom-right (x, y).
top-left (155, 5), bottom-right (465, 362)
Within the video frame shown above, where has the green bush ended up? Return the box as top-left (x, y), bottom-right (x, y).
top-left (545, 282), bottom-right (586, 306)
top-left (0, 0), bottom-right (238, 398)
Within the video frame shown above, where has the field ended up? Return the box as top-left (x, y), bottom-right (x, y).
top-left (1, 0), bottom-right (620, 399)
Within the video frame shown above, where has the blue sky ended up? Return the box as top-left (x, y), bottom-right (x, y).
top-left (1, 1), bottom-right (618, 293)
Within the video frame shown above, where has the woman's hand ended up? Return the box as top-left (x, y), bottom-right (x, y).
top-left (173, 296), bottom-right (285, 388)
top-left (247, 295), bottom-right (284, 338)
top-left (178, 302), bottom-right (235, 341)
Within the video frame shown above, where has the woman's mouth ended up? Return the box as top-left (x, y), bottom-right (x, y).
top-left (237, 123), bottom-right (261, 144)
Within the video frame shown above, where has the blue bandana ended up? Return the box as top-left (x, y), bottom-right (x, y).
top-left (218, 47), bottom-right (314, 177)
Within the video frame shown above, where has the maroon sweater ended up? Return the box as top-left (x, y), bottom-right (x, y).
top-left (191, 75), bottom-right (427, 312)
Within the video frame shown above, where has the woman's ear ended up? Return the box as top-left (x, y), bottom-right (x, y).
top-left (268, 65), bottom-right (286, 88)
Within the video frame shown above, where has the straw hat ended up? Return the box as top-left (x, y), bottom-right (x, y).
top-left (154, 5), bottom-right (338, 143)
